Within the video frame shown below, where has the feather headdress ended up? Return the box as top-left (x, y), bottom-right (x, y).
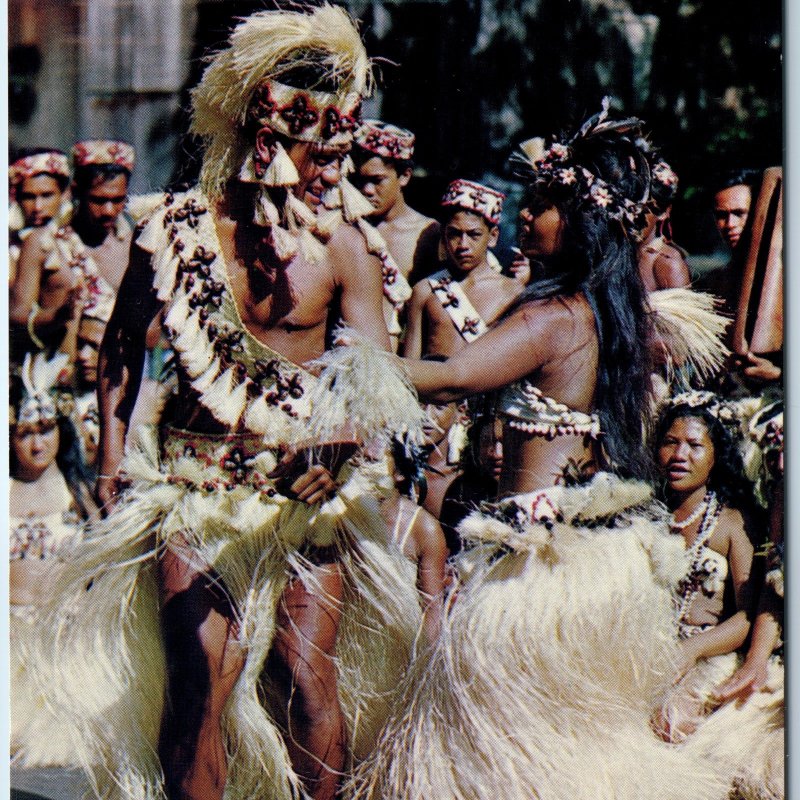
top-left (191, 5), bottom-right (372, 201)
top-left (12, 352), bottom-right (71, 426)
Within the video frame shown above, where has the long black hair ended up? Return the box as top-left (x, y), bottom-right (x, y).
top-left (511, 110), bottom-right (656, 479)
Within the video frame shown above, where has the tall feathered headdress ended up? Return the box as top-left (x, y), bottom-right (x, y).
top-left (11, 352), bottom-right (71, 426)
top-left (190, 5), bottom-right (374, 263)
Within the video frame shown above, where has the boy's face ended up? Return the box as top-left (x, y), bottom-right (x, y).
top-left (444, 210), bottom-right (497, 272)
top-left (354, 156), bottom-right (409, 218)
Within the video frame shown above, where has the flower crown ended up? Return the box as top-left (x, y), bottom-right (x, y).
top-left (514, 97), bottom-right (663, 237)
top-left (666, 391), bottom-right (738, 426)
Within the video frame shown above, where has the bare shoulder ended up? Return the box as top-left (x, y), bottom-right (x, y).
top-left (411, 504), bottom-right (446, 549)
top-left (515, 292), bottom-right (593, 327)
top-left (19, 226), bottom-right (54, 259)
top-left (327, 219), bottom-right (370, 258)
top-left (653, 246), bottom-right (691, 289)
top-left (410, 276), bottom-right (434, 301)
top-left (716, 505), bottom-right (751, 549)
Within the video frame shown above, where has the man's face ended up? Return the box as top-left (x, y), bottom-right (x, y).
top-left (444, 210), bottom-right (498, 272)
top-left (76, 317), bottom-right (105, 389)
top-left (79, 173), bottom-right (129, 233)
top-left (353, 156), bottom-right (409, 219)
top-left (713, 184), bottom-right (752, 249)
top-left (18, 174), bottom-right (66, 228)
top-left (287, 141), bottom-right (347, 210)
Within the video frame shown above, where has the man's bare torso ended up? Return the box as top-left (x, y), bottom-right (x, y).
top-left (377, 207), bottom-right (438, 280)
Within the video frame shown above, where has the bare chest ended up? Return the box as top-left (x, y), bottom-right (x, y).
top-left (88, 233), bottom-right (132, 291)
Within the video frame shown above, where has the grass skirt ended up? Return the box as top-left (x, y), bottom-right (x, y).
top-left (25, 426), bottom-right (421, 800)
top-left (347, 474), bottom-right (738, 800)
top-left (11, 604), bottom-right (85, 768)
top-left (658, 653), bottom-right (784, 800)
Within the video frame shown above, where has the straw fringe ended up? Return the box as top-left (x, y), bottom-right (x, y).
top-left (25, 427), bottom-right (421, 799)
top-left (347, 476), bottom-right (737, 800)
top-left (649, 288), bottom-right (730, 381)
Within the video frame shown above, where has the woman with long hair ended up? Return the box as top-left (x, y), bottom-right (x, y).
top-left (349, 101), bottom-right (735, 800)
top-left (10, 353), bottom-right (88, 766)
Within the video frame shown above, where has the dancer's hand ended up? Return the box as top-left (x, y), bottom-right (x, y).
top-left (95, 473), bottom-right (125, 516)
top-left (290, 464), bottom-right (338, 504)
top-left (713, 657), bottom-right (771, 703)
top-left (269, 443), bottom-right (356, 504)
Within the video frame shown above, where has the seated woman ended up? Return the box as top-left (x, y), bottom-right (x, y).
top-left (349, 102), bottom-right (734, 800)
top-left (651, 391), bottom-right (756, 742)
top-left (10, 353), bottom-right (89, 766)
top-left (652, 392), bottom-right (784, 800)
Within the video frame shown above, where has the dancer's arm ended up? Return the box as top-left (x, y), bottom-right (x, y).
top-left (403, 299), bottom-right (574, 402)
top-left (97, 243), bottom-right (162, 508)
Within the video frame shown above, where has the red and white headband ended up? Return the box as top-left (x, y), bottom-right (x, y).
top-left (248, 80), bottom-right (362, 146)
top-left (72, 140), bottom-right (135, 171)
top-left (354, 120), bottom-right (415, 161)
top-left (441, 179), bottom-right (505, 226)
top-left (9, 151), bottom-right (70, 186)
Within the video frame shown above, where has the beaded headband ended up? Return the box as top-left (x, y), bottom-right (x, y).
top-left (354, 119), bottom-right (415, 161)
top-left (72, 140), bottom-right (135, 172)
top-left (11, 352), bottom-right (71, 426)
top-left (514, 97), bottom-right (658, 237)
top-left (247, 80), bottom-right (362, 146)
top-left (441, 178), bottom-right (505, 226)
top-left (9, 152), bottom-right (70, 186)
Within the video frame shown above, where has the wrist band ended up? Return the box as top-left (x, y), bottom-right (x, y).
top-left (27, 302), bottom-right (46, 349)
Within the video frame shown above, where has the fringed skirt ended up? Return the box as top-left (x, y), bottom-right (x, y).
top-left (25, 426), bottom-right (421, 800)
top-left (347, 473), bottom-right (740, 800)
top-left (11, 604), bottom-right (83, 768)
top-left (658, 652), bottom-right (784, 800)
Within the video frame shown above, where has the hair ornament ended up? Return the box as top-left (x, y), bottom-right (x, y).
top-left (665, 391), bottom-right (738, 426)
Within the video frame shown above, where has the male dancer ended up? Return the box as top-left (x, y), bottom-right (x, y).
top-left (31, 8), bottom-right (421, 800)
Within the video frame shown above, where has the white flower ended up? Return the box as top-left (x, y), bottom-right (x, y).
top-left (590, 184), bottom-right (613, 208)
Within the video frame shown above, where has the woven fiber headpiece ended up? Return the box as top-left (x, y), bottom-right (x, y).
top-left (191, 5), bottom-right (371, 201)
top-left (10, 152), bottom-right (70, 186)
top-left (441, 179), bottom-right (505, 226)
top-left (72, 140), bottom-right (135, 171)
top-left (354, 120), bottom-right (415, 161)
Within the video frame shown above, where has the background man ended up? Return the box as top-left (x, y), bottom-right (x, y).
top-left (9, 140), bottom-right (134, 370)
top-left (8, 148), bottom-right (71, 282)
top-left (404, 179), bottom-right (525, 516)
top-left (352, 119), bottom-right (440, 350)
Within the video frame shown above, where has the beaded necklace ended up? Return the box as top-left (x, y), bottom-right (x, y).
top-left (674, 490), bottom-right (722, 634)
top-left (669, 491), bottom-right (710, 531)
